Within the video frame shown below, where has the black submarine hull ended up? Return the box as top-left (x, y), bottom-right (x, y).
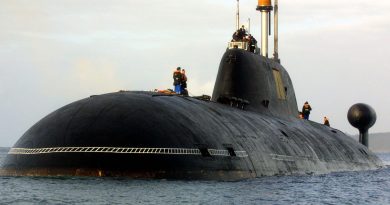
top-left (0, 91), bottom-right (382, 179)
top-left (0, 49), bottom-right (383, 180)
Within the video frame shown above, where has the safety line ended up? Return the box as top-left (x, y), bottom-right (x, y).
top-left (8, 147), bottom-right (248, 158)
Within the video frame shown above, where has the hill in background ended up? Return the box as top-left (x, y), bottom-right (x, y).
top-left (351, 132), bottom-right (390, 153)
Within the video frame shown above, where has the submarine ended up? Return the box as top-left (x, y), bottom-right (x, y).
top-left (0, 0), bottom-right (383, 180)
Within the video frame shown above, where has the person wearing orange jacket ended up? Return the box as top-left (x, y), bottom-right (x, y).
top-left (324, 117), bottom-right (330, 126)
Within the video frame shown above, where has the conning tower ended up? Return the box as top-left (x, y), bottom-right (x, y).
top-left (212, 0), bottom-right (298, 119)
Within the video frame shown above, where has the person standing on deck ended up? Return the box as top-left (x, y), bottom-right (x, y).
top-left (173, 67), bottom-right (182, 94)
top-left (302, 101), bottom-right (312, 120)
top-left (324, 116), bottom-right (330, 126)
top-left (181, 69), bottom-right (188, 96)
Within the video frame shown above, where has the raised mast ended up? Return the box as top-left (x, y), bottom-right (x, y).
top-left (248, 18), bottom-right (251, 34)
top-left (273, 0), bottom-right (280, 62)
top-left (236, 0), bottom-right (240, 30)
top-left (256, 0), bottom-right (273, 58)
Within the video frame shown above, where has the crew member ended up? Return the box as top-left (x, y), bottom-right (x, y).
top-left (232, 30), bottom-right (240, 42)
top-left (181, 69), bottom-right (188, 96)
top-left (173, 67), bottom-right (182, 94)
top-left (248, 34), bottom-right (257, 53)
top-left (324, 117), bottom-right (330, 127)
top-left (238, 25), bottom-right (247, 40)
top-left (302, 101), bottom-right (312, 120)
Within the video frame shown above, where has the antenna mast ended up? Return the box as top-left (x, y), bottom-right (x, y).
top-left (248, 18), bottom-right (251, 34)
top-left (236, 0), bottom-right (240, 30)
top-left (273, 0), bottom-right (280, 62)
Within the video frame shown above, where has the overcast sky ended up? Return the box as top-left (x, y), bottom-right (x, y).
top-left (0, 0), bottom-right (389, 147)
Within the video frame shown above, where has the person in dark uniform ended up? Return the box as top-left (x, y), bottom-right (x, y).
top-left (232, 30), bottom-right (240, 42)
top-left (302, 101), bottom-right (312, 120)
top-left (248, 34), bottom-right (257, 52)
top-left (173, 67), bottom-right (182, 94)
top-left (180, 69), bottom-right (188, 96)
top-left (238, 25), bottom-right (247, 40)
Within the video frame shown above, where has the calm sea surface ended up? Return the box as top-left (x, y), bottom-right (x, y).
top-left (1, 147), bottom-right (390, 205)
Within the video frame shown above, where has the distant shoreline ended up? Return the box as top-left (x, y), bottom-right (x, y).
top-left (351, 132), bottom-right (390, 153)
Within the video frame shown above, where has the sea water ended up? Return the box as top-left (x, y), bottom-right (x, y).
top-left (1, 147), bottom-right (390, 205)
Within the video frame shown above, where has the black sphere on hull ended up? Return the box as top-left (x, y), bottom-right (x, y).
top-left (348, 103), bottom-right (377, 132)
top-left (348, 103), bottom-right (377, 147)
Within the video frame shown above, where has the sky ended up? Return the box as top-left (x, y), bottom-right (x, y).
top-left (0, 0), bottom-right (389, 147)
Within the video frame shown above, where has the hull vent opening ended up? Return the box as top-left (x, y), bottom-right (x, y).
top-left (359, 148), bottom-right (368, 156)
top-left (199, 148), bottom-right (212, 157)
top-left (227, 147), bottom-right (237, 157)
top-left (262, 100), bottom-right (270, 108)
top-left (280, 130), bottom-right (289, 138)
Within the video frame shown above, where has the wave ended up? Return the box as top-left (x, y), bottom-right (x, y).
top-left (0, 147), bottom-right (10, 154)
